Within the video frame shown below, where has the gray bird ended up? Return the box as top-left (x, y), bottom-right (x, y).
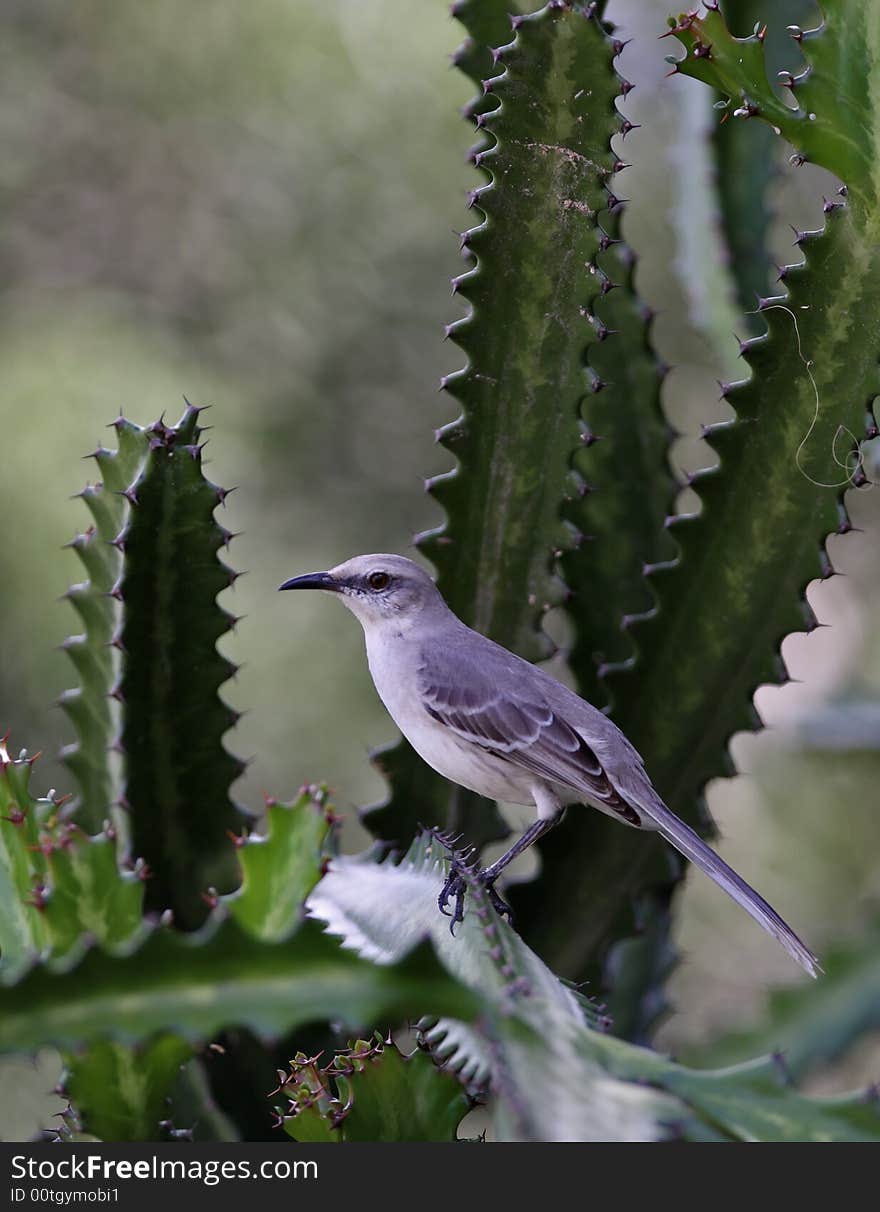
top-left (280, 553), bottom-right (819, 977)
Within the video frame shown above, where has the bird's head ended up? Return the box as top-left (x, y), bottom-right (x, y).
top-left (279, 553), bottom-right (445, 629)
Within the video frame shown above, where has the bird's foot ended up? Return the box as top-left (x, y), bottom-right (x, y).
top-left (427, 829), bottom-right (513, 934)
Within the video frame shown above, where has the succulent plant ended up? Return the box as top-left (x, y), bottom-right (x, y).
top-left (1, 1), bottom-right (877, 1143)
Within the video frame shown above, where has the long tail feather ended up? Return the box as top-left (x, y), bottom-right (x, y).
top-left (642, 798), bottom-right (820, 978)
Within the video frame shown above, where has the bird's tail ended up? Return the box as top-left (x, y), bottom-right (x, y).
top-left (643, 798), bottom-right (821, 978)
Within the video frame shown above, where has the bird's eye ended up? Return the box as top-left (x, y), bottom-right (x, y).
top-left (367, 570), bottom-right (391, 591)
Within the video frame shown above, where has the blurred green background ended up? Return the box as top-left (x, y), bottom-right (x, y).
top-left (2, 0), bottom-right (877, 1137)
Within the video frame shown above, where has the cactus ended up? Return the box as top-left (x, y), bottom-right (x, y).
top-left (61, 1038), bottom-right (194, 1143)
top-left (509, 1), bottom-right (880, 1008)
top-left (0, 735), bottom-right (184, 1141)
top-left (60, 419), bottom-right (148, 831)
top-left (281, 1034), bottom-right (470, 1143)
top-left (7, 821), bottom-right (876, 1141)
top-left (0, 737), bottom-right (144, 976)
top-left (366, 0), bottom-right (623, 847)
top-left (303, 841), bottom-right (880, 1142)
top-left (709, 0), bottom-right (784, 323)
top-left (2, 0), bottom-right (879, 1144)
top-left (222, 785), bottom-right (336, 940)
top-left (116, 404), bottom-right (247, 928)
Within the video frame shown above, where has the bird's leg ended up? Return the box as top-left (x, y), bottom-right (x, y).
top-left (432, 811), bottom-right (564, 932)
top-left (479, 811), bottom-right (564, 885)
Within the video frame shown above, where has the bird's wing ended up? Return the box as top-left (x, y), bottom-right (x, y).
top-left (417, 642), bottom-right (641, 824)
top-left (418, 634), bottom-right (820, 976)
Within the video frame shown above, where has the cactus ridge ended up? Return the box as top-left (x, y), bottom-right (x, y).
top-left (365, 1), bottom-right (625, 849)
top-left (511, 4), bottom-right (880, 1007)
top-left (117, 403), bottom-right (247, 930)
top-left (0, 735), bottom-right (144, 979)
top-left (61, 418), bottom-right (149, 832)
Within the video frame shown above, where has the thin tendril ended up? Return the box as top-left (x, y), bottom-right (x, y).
top-left (750, 304), bottom-right (867, 490)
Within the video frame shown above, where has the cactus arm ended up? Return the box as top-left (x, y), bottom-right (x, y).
top-left (62, 1038), bottom-right (192, 1142)
top-left (670, 2), bottom-right (877, 209)
top-left (513, 2), bottom-right (880, 991)
top-left (0, 921), bottom-right (480, 1053)
top-left (2, 826), bottom-right (877, 1142)
top-left (60, 419), bottom-right (148, 831)
top-left (281, 1036), bottom-right (469, 1143)
top-left (0, 738), bottom-right (144, 974)
top-left (310, 845), bottom-right (880, 1143)
top-left (223, 787), bottom-right (334, 941)
top-left (366, 2), bottom-right (624, 847)
top-left (0, 742), bottom-right (53, 969)
top-left (118, 405), bottom-right (246, 929)
top-left (709, 0), bottom-right (798, 321)
top-left (425, 1), bottom-right (618, 652)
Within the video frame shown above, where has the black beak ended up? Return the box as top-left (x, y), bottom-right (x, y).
top-left (278, 571), bottom-right (340, 592)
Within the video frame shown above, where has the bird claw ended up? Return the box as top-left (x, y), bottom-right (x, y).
top-left (435, 844), bottom-right (514, 933)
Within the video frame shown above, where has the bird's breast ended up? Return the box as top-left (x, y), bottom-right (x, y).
top-left (364, 629), bottom-right (534, 805)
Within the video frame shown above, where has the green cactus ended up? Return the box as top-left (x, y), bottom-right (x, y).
top-left (510, 1), bottom-right (879, 1007)
top-left (366, 0), bottom-right (622, 847)
top-left (281, 1034), bottom-right (470, 1143)
top-left (60, 419), bottom-right (148, 832)
top-left (1, 0), bottom-right (878, 1145)
top-left (61, 1037), bottom-right (193, 1143)
top-left (0, 738), bottom-right (143, 976)
top-left (117, 404), bottom-right (246, 928)
top-left (7, 837), bottom-right (872, 1142)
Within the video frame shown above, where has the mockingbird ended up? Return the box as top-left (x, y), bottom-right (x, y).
top-left (281, 553), bottom-right (819, 976)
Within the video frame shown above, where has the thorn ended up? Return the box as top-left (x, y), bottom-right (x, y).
top-left (771, 1051), bottom-right (793, 1085)
top-left (732, 100), bottom-right (759, 119)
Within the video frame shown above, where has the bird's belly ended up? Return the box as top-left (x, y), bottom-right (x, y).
top-left (367, 648), bottom-right (534, 804)
top-left (402, 713), bottom-right (535, 804)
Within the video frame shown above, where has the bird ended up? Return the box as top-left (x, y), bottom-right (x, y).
top-left (280, 553), bottom-right (820, 977)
